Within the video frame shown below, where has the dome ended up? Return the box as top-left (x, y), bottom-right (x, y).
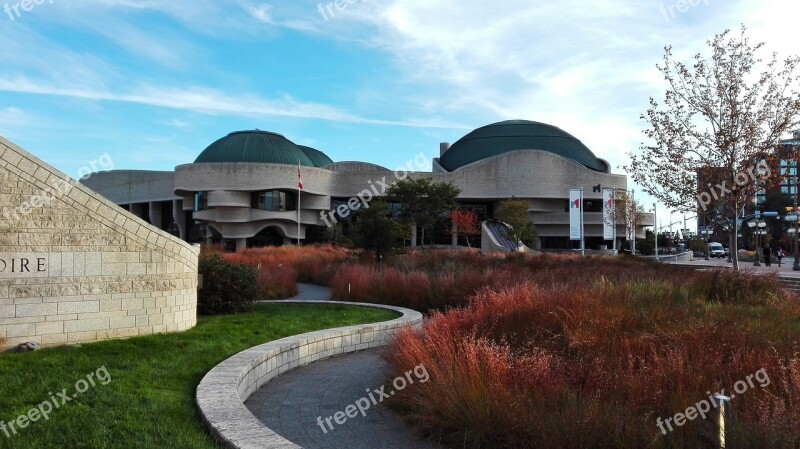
top-left (439, 120), bottom-right (609, 172)
top-left (194, 130), bottom-right (333, 167)
top-left (297, 145), bottom-right (334, 168)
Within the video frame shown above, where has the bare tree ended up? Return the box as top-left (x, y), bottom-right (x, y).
top-left (626, 26), bottom-right (800, 270)
top-left (604, 191), bottom-right (647, 252)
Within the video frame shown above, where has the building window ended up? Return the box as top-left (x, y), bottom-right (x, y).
top-left (194, 192), bottom-right (208, 212)
top-left (253, 191), bottom-right (288, 212)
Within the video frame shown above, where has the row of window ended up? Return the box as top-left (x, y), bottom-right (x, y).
top-left (194, 191), bottom-right (296, 212)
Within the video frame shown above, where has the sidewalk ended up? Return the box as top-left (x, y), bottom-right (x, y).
top-left (666, 257), bottom-right (800, 279)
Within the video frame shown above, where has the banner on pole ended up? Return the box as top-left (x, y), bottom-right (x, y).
top-left (569, 189), bottom-right (582, 241)
top-left (603, 188), bottom-right (614, 240)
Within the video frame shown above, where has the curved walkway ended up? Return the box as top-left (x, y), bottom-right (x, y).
top-left (287, 283), bottom-right (333, 302)
top-left (245, 348), bottom-right (442, 449)
top-left (196, 299), bottom-right (425, 449)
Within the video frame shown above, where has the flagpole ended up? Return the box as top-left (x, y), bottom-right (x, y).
top-left (297, 162), bottom-right (301, 246)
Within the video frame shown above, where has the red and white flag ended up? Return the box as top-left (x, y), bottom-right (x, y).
top-left (297, 164), bottom-right (303, 190)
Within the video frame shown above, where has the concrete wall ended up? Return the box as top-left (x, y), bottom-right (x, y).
top-left (90, 149), bottom-right (654, 245)
top-left (0, 137), bottom-right (199, 351)
top-left (82, 170), bottom-right (178, 205)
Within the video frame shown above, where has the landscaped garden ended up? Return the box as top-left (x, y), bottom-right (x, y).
top-left (223, 245), bottom-right (800, 449)
top-left (0, 303), bottom-right (398, 449)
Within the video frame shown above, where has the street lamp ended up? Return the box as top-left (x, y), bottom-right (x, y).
top-left (781, 171), bottom-right (800, 271)
top-left (747, 220), bottom-right (767, 266)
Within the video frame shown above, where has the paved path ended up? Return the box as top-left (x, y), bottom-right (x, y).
top-left (245, 349), bottom-right (443, 449)
top-left (667, 258), bottom-right (800, 278)
top-left (285, 283), bottom-right (333, 302)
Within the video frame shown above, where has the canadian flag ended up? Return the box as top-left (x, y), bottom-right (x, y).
top-left (297, 164), bottom-right (303, 190)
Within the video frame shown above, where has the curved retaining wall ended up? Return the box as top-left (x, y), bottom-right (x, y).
top-left (195, 300), bottom-right (423, 449)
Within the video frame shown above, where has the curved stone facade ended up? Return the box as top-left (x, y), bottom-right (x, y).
top-left (83, 124), bottom-right (655, 250)
top-left (0, 137), bottom-right (199, 351)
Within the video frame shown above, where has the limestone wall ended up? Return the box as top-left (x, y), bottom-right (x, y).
top-left (0, 137), bottom-right (199, 350)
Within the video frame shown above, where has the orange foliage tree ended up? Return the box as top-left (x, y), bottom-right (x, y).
top-left (449, 209), bottom-right (481, 248)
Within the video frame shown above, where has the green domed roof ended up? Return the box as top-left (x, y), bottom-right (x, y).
top-left (194, 131), bottom-right (333, 167)
top-left (297, 145), bottom-right (334, 168)
top-left (439, 120), bottom-right (609, 172)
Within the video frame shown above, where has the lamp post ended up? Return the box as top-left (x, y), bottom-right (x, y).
top-left (747, 219), bottom-right (767, 267)
top-left (653, 204), bottom-right (659, 262)
top-left (782, 172), bottom-right (800, 271)
top-left (794, 180), bottom-right (800, 271)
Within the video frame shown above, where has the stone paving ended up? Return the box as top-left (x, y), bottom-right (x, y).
top-left (667, 257), bottom-right (800, 278)
top-left (286, 283), bottom-right (333, 302)
top-left (245, 349), bottom-right (443, 449)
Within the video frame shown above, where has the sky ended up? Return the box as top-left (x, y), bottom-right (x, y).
top-left (0, 0), bottom-right (798, 232)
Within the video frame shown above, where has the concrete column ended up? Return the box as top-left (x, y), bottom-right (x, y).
top-left (451, 221), bottom-right (458, 247)
top-left (149, 202), bottom-right (163, 230)
top-left (411, 223), bottom-right (417, 248)
top-left (173, 200), bottom-right (187, 240)
top-left (129, 203), bottom-right (143, 220)
top-left (236, 238), bottom-right (247, 252)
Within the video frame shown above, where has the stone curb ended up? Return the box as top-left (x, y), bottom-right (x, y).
top-left (195, 300), bottom-right (423, 449)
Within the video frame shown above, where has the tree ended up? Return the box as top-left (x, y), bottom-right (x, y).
top-left (387, 177), bottom-right (461, 247)
top-left (495, 199), bottom-right (537, 248)
top-left (602, 190), bottom-right (646, 250)
top-left (351, 199), bottom-right (401, 262)
top-left (449, 209), bottom-right (481, 248)
top-left (605, 191), bottom-right (647, 250)
top-left (626, 26), bottom-right (800, 270)
top-left (323, 222), bottom-right (351, 247)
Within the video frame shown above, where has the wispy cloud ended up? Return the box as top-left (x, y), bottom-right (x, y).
top-left (0, 77), bottom-right (465, 129)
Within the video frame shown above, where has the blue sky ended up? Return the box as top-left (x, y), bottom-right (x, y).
top-left (0, 0), bottom-right (797, 229)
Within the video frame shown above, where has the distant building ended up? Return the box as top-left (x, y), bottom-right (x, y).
top-left (83, 120), bottom-right (654, 251)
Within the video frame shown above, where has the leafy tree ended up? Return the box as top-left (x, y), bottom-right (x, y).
top-left (351, 199), bottom-right (401, 262)
top-left (387, 177), bottom-right (461, 246)
top-left (495, 199), bottom-right (537, 248)
top-left (626, 26), bottom-right (800, 270)
top-left (323, 222), bottom-right (351, 246)
top-left (449, 209), bottom-right (481, 248)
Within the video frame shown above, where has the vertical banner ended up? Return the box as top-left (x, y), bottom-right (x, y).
top-left (603, 188), bottom-right (614, 240)
top-left (569, 189), bottom-right (582, 241)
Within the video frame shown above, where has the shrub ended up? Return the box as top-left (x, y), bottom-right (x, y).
top-left (198, 254), bottom-right (260, 315)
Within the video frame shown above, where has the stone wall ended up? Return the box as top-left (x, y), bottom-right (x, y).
top-left (0, 137), bottom-right (199, 350)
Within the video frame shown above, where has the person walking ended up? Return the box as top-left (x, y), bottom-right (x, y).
top-left (763, 244), bottom-right (772, 267)
top-left (777, 247), bottom-right (784, 267)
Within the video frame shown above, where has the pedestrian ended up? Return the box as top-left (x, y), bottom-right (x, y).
top-left (763, 244), bottom-right (772, 267)
top-left (777, 247), bottom-right (784, 267)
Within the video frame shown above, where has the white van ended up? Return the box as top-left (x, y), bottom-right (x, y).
top-left (708, 242), bottom-right (725, 258)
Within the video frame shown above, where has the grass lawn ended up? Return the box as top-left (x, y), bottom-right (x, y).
top-left (0, 303), bottom-right (400, 449)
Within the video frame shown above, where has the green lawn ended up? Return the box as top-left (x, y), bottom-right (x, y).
top-left (0, 303), bottom-right (399, 449)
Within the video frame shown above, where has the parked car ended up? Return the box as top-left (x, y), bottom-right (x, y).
top-left (709, 242), bottom-right (725, 258)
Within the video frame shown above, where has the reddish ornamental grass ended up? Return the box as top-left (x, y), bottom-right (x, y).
top-left (383, 259), bottom-right (800, 449)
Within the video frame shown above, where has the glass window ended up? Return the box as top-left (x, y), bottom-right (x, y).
top-left (253, 191), bottom-right (288, 212)
top-left (194, 192), bottom-right (208, 212)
